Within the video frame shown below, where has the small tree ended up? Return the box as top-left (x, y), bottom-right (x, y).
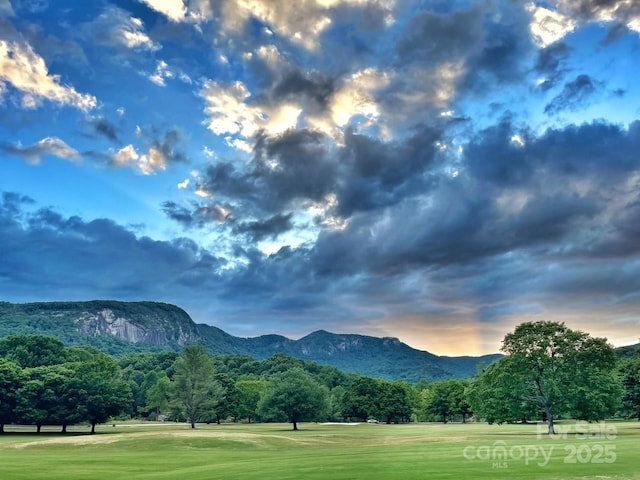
top-left (258, 367), bottom-right (328, 430)
top-left (235, 379), bottom-right (266, 423)
top-left (144, 373), bottom-right (171, 420)
top-left (170, 346), bottom-right (225, 428)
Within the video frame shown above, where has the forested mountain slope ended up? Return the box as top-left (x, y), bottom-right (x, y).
top-left (0, 300), bottom-right (501, 381)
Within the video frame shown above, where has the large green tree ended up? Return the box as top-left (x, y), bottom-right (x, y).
top-left (0, 358), bottom-right (23, 433)
top-left (618, 352), bottom-right (640, 420)
top-left (379, 380), bottom-right (414, 424)
top-left (70, 354), bottom-right (132, 433)
top-left (481, 321), bottom-right (620, 434)
top-left (425, 380), bottom-right (469, 423)
top-left (170, 346), bottom-right (225, 428)
top-left (15, 364), bottom-right (80, 433)
top-left (467, 357), bottom-right (539, 424)
top-left (258, 367), bottom-right (328, 430)
top-left (235, 378), bottom-right (266, 423)
top-left (0, 335), bottom-right (69, 367)
top-left (342, 376), bottom-right (382, 421)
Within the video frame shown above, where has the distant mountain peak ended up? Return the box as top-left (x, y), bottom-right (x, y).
top-left (0, 300), bottom-right (502, 381)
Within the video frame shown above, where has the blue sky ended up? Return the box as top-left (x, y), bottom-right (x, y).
top-left (1, 0), bottom-right (639, 355)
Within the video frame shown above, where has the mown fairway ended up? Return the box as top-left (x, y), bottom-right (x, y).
top-left (1, 421), bottom-right (638, 480)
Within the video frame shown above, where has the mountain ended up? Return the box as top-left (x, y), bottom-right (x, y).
top-left (0, 300), bottom-right (500, 381)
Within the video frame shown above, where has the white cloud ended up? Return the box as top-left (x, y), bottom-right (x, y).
top-left (147, 60), bottom-right (174, 86)
top-left (526, 3), bottom-right (576, 47)
top-left (112, 144), bottom-right (166, 175)
top-left (177, 178), bottom-right (190, 189)
top-left (200, 68), bottom-right (393, 152)
top-left (194, 185), bottom-right (212, 197)
top-left (140, 146), bottom-right (167, 174)
top-left (329, 68), bottom-right (389, 127)
top-left (202, 146), bottom-right (215, 158)
top-left (112, 144), bottom-right (139, 166)
top-left (139, 0), bottom-right (186, 22)
top-left (2, 137), bottom-right (81, 165)
top-left (180, 0), bottom-right (394, 50)
top-left (0, 40), bottom-right (97, 111)
top-left (199, 79), bottom-right (304, 150)
top-left (199, 80), bottom-right (259, 137)
top-left (86, 6), bottom-right (160, 51)
top-left (579, 0), bottom-right (640, 34)
top-left (527, 0), bottom-right (640, 48)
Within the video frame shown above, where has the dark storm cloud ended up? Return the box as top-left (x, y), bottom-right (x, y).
top-left (198, 161), bottom-right (258, 199)
top-left (466, 119), bottom-right (639, 187)
top-left (336, 125), bottom-right (441, 217)
top-left (311, 118), bottom-right (640, 280)
top-left (161, 201), bottom-right (197, 227)
top-left (395, 7), bottom-right (484, 64)
top-left (161, 200), bottom-right (231, 228)
top-left (169, 123), bottom-right (445, 236)
top-left (534, 42), bottom-right (571, 92)
top-left (0, 192), bottom-right (225, 299)
top-left (464, 7), bottom-right (533, 89)
top-left (88, 117), bottom-right (119, 142)
top-left (271, 70), bottom-right (335, 111)
top-left (195, 130), bottom-right (337, 215)
top-left (0, 192), bottom-right (34, 220)
top-left (232, 213), bottom-right (294, 242)
top-left (312, 181), bottom-right (599, 279)
top-left (155, 129), bottom-right (188, 164)
top-left (564, 0), bottom-right (640, 21)
top-left (463, 119), bottom-right (534, 186)
top-left (544, 74), bottom-right (601, 114)
top-left (557, 0), bottom-right (640, 43)
top-left (252, 129), bottom-right (337, 206)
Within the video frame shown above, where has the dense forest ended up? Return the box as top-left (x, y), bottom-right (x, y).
top-left (1, 321), bottom-right (639, 433)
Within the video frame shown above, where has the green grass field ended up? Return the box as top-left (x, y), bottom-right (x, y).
top-left (1, 421), bottom-right (638, 479)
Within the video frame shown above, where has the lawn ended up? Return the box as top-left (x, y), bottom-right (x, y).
top-left (0, 421), bottom-right (638, 480)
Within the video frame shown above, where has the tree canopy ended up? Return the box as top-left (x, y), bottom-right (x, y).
top-left (474, 321), bottom-right (620, 434)
top-left (170, 345), bottom-right (225, 428)
top-left (258, 367), bottom-right (328, 430)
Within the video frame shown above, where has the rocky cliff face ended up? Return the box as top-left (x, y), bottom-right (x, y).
top-left (76, 309), bottom-right (173, 345)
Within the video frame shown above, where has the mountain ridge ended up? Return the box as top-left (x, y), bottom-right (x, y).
top-left (0, 300), bottom-right (501, 381)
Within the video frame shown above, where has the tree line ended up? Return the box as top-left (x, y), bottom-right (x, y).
top-left (1, 321), bottom-right (639, 433)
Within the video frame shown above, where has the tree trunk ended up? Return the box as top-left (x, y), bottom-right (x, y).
top-left (61, 424), bottom-right (67, 433)
top-left (91, 423), bottom-right (96, 434)
top-left (0, 424), bottom-right (4, 434)
top-left (190, 420), bottom-right (195, 429)
top-left (545, 404), bottom-right (555, 435)
top-left (292, 421), bottom-right (298, 431)
top-left (248, 417), bottom-right (252, 424)
top-left (37, 424), bottom-right (42, 433)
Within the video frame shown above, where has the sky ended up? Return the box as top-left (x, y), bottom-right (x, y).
top-left (1, 0), bottom-right (640, 355)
